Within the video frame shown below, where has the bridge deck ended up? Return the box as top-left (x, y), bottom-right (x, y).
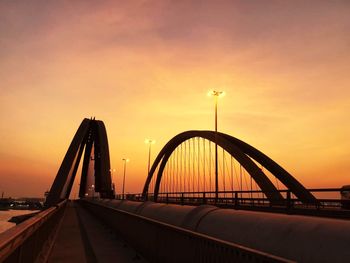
top-left (49, 201), bottom-right (147, 263)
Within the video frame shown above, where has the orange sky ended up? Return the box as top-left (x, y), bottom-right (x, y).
top-left (0, 1), bottom-right (349, 197)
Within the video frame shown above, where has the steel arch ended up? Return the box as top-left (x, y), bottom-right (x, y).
top-left (219, 132), bottom-right (316, 203)
top-left (45, 118), bottom-right (114, 207)
top-left (142, 130), bottom-right (316, 204)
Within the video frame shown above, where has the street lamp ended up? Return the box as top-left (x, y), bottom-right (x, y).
top-left (145, 139), bottom-right (156, 198)
top-left (122, 158), bottom-right (129, 200)
top-left (145, 139), bottom-right (156, 175)
top-left (207, 90), bottom-right (225, 202)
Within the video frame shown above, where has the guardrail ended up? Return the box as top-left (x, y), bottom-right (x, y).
top-left (113, 188), bottom-right (350, 219)
top-left (0, 200), bottom-right (67, 263)
top-left (80, 199), bottom-right (294, 263)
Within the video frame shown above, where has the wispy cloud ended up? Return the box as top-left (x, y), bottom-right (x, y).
top-left (0, 0), bottom-right (349, 195)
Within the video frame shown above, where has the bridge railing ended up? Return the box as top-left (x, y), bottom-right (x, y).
top-left (0, 200), bottom-right (67, 263)
top-left (80, 199), bottom-right (294, 263)
top-left (114, 188), bottom-right (350, 217)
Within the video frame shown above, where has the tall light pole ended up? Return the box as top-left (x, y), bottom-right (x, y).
top-left (145, 139), bottom-right (156, 176)
top-left (145, 139), bottom-right (156, 199)
top-left (122, 158), bottom-right (129, 200)
top-left (208, 90), bottom-right (225, 202)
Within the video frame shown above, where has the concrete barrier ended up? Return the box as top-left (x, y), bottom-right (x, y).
top-left (0, 200), bottom-right (67, 263)
top-left (85, 199), bottom-right (350, 262)
top-left (80, 199), bottom-right (293, 263)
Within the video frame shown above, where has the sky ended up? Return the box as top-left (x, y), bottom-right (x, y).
top-left (0, 0), bottom-right (349, 198)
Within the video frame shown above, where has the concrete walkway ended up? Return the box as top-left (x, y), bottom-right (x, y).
top-left (48, 201), bottom-right (147, 263)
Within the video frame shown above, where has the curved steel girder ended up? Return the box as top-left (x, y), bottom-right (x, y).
top-left (45, 118), bottom-right (114, 207)
top-left (65, 143), bottom-right (85, 199)
top-left (45, 118), bottom-right (91, 207)
top-left (143, 131), bottom-right (284, 203)
top-left (219, 132), bottom-right (317, 203)
top-left (79, 130), bottom-right (93, 198)
top-left (93, 120), bottom-right (113, 198)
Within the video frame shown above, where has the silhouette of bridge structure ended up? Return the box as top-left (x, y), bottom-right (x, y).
top-left (1, 118), bottom-right (350, 263)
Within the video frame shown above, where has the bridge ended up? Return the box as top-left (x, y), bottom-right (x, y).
top-left (1, 118), bottom-right (350, 262)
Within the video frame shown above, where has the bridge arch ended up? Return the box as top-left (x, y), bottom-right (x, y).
top-left (142, 130), bottom-right (316, 204)
top-left (45, 118), bottom-right (114, 207)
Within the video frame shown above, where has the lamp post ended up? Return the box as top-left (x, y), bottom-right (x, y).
top-left (208, 90), bottom-right (225, 202)
top-left (122, 158), bottom-right (129, 200)
top-left (145, 139), bottom-right (156, 199)
top-left (145, 139), bottom-right (156, 175)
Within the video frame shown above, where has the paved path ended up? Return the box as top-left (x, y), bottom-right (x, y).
top-left (48, 201), bottom-right (147, 263)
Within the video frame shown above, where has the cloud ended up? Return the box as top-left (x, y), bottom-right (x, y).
top-left (1, 0), bottom-right (350, 196)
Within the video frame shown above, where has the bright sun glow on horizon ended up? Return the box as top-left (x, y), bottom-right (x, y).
top-left (0, 1), bottom-right (349, 197)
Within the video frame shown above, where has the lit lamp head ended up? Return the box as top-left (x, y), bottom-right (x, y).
top-left (122, 158), bottom-right (130, 162)
top-left (144, 139), bottom-right (156, 144)
top-left (207, 90), bottom-right (226, 98)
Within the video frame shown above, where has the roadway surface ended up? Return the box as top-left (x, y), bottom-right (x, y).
top-left (48, 201), bottom-right (147, 263)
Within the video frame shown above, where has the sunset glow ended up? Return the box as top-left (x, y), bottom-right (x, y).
top-left (0, 1), bottom-right (349, 198)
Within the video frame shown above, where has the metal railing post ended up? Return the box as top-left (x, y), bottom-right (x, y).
top-left (234, 192), bottom-right (238, 207)
top-left (286, 190), bottom-right (291, 210)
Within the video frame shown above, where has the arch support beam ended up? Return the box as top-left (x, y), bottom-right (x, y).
top-left (45, 118), bottom-right (114, 207)
top-left (219, 133), bottom-right (317, 203)
top-left (142, 130), bottom-right (316, 204)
